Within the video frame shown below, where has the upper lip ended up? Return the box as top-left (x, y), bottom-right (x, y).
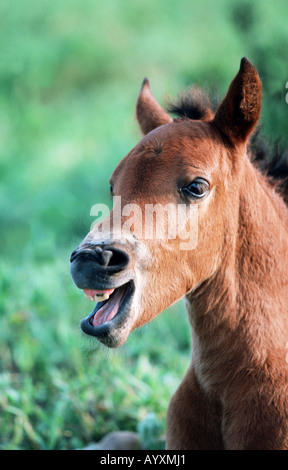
top-left (70, 247), bottom-right (134, 291)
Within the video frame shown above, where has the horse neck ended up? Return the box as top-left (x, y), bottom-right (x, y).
top-left (186, 156), bottom-right (288, 337)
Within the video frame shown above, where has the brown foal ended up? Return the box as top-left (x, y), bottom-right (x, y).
top-left (70, 58), bottom-right (288, 449)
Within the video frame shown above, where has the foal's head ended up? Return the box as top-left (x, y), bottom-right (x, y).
top-left (70, 58), bottom-right (262, 347)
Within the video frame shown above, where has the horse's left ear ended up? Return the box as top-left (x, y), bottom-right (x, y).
top-left (213, 58), bottom-right (262, 143)
top-left (136, 78), bottom-right (172, 135)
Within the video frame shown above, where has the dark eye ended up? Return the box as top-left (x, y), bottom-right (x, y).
top-left (182, 178), bottom-right (210, 199)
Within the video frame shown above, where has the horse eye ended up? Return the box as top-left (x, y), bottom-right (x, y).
top-left (182, 178), bottom-right (209, 199)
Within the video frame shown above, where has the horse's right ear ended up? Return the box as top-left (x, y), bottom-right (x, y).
top-left (136, 78), bottom-right (172, 135)
top-left (213, 58), bottom-right (262, 144)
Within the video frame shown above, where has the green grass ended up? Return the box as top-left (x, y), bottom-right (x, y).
top-left (0, 0), bottom-right (287, 450)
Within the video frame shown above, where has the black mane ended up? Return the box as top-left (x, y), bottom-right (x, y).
top-left (167, 87), bottom-right (288, 204)
top-left (166, 86), bottom-right (216, 120)
top-left (249, 132), bottom-right (288, 204)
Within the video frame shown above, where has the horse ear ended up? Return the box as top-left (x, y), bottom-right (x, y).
top-left (214, 58), bottom-right (262, 143)
top-left (136, 78), bottom-right (172, 135)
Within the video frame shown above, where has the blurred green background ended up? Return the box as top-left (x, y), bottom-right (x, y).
top-left (0, 0), bottom-right (287, 450)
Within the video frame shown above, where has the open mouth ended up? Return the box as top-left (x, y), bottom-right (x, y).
top-left (80, 280), bottom-right (135, 347)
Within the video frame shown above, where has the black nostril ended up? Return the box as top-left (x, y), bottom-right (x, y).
top-left (70, 244), bottom-right (131, 289)
top-left (100, 250), bottom-right (113, 266)
top-left (70, 245), bottom-right (130, 272)
top-left (105, 248), bottom-right (130, 270)
top-left (70, 250), bottom-right (78, 262)
top-left (70, 247), bottom-right (96, 263)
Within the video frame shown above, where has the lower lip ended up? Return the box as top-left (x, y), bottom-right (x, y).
top-left (80, 281), bottom-right (135, 340)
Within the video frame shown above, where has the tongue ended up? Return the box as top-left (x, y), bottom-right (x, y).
top-left (92, 286), bottom-right (126, 326)
top-left (83, 288), bottom-right (115, 297)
